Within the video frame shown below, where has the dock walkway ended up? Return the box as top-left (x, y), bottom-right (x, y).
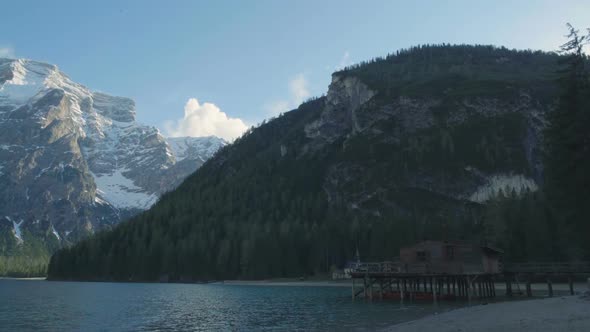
top-left (349, 261), bottom-right (590, 301)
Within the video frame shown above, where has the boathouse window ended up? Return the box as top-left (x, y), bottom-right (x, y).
top-left (416, 250), bottom-right (427, 261)
top-left (446, 246), bottom-right (455, 260)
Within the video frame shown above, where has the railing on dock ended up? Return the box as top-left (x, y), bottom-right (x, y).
top-left (349, 260), bottom-right (590, 302)
top-left (503, 262), bottom-right (590, 274)
top-left (352, 261), bottom-right (590, 275)
top-left (352, 261), bottom-right (401, 273)
top-left (351, 260), bottom-right (486, 275)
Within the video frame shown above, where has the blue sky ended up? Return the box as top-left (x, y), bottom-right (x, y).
top-left (1, 0), bottom-right (588, 139)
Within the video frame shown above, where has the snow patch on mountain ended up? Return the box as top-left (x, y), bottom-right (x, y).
top-left (167, 136), bottom-right (226, 162)
top-left (0, 60), bottom-right (45, 105)
top-left (92, 170), bottom-right (158, 209)
top-left (469, 174), bottom-right (538, 203)
top-left (12, 219), bottom-right (24, 244)
top-left (51, 225), bottom-right (60, 241)
top-left (0, 59), bottom-right (89, 109)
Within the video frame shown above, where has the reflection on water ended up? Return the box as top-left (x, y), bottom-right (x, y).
top-left (0, 280), bottom-right (470, 331)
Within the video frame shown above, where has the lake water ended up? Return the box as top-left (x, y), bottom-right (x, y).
top-left (0, 279), bottom-right (468, 331)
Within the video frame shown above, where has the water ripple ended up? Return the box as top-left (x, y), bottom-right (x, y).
top-left (0, 280), bottom-right (463, 331)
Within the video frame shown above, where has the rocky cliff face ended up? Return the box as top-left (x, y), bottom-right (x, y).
top-left (314, 74), bottom-right (546, 218)
top-left (304, 76), bottom-right (376, 150)
top-left (0, 58), bottom-right (225, 257)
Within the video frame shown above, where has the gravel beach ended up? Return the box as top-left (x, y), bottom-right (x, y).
top-left (388, 294), bottom-right (590, 331)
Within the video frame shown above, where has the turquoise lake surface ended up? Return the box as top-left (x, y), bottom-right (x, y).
top-left (0, 279), bottom-right (470, 331)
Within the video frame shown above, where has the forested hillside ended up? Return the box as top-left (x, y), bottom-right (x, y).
top-left (48, 44), bottom-right (589, 282)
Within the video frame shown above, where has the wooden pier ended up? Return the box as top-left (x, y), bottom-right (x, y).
top-left (347, 241), bottom-right (504, 302)
top-left (502, 262), bottom-right (590, 297)
top-left (349, 261), bottom-right (497, 302)
top-left (351, 271), bottom-right (497, 302)
top-left (349, 261), bottom-right (590, 301)
top-left (347, 242), bottom-right (590, 302)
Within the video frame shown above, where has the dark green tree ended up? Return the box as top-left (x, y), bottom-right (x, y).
top-left (544, 24), bottom-right (590, 258)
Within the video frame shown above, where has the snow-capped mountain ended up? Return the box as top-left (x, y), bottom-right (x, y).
top-left (167, 136), bottom-right (226, 163)
top-left (0, 58), bottom-right (226, 251)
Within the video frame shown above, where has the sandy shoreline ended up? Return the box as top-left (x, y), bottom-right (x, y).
top-left (388, 293), bottom-right (590, 331)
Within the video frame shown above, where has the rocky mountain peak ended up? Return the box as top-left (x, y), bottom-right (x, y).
top-left (167, 136), bottom-right (227, 162)
top-left (0, 57), bottom-right (225, 259)
top-left (91, 92), bottom-right (136, 123)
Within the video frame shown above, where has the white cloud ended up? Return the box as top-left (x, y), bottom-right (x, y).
top-left (336, 51), bottom-right (351, 70)
top-left (266, 73), bottom-right (310, 116)
top-left (266, 100), bottom-right (290, 116)
top-left (0, 46), bottom-right (15, 58)
top-left (289, 73), bottom-right (310, 105)
top-left (165, 98), bottom-right (248, 141)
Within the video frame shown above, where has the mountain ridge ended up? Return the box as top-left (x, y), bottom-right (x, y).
top-left (48, 45), bottom-right (567, 281)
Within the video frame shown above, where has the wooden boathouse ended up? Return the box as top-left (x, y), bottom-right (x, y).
top-left (350, 241), bottom-right (502, 302)
top-left (350, 240), bottom-right (590, 302)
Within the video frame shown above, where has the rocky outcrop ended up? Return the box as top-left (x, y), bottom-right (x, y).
top-left (304, 75), bottom-right (376, 151)
top-left (304, 69), bottom-right (550, 218)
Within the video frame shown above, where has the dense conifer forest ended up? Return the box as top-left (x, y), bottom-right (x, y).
top-left (0, 224), bottom-right (59, 277)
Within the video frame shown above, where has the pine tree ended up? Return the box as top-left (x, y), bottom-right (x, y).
top-left (544, 24), bottom-right (590, 258)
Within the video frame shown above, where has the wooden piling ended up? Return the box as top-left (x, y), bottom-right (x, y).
top-left (568, 276), bottom-right (574, 295)
top-left (432, 277), bottom-right (437, 303)
top-left (445, 277), bottom-right (451, 295)
top-left (526, 278), bottom-right (532, 297)
top-left (479, 280), bottom-right (484, 298)
top-left (464, 278), bottom-right (468, 298)
top-left (459, 278), bottom-right (467, 298)
top-left (465, 278), bottom-right (469, 302)
top-left (477, 280), bottom-right (483, 299)
top-left (547, 277), bottom-right (553, 297)
top-left (491, 277), bottom-right (496, 297)
top-left (400, 278), bottom-right (405, 302)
